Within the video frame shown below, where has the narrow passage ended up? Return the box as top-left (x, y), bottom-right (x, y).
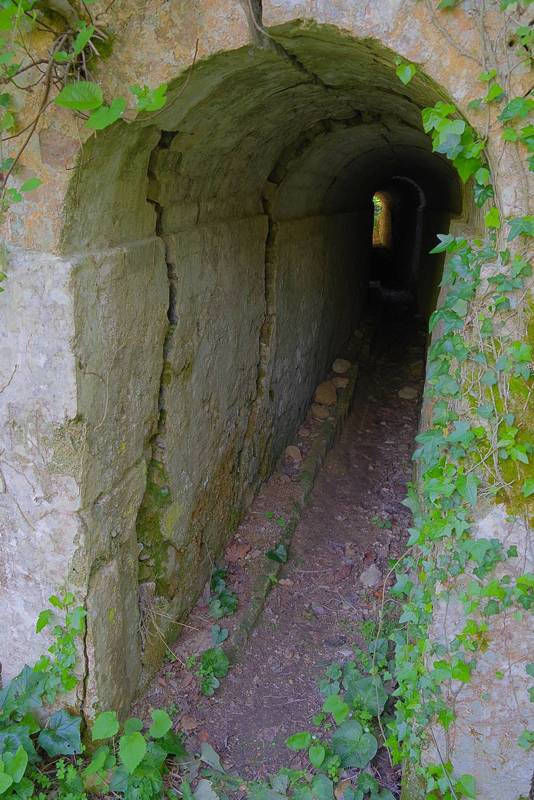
top-left (140, 291), bottom-right (427, 790)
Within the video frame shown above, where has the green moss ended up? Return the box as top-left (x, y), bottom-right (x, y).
top-left (136, 459), bottom-right (175, 596)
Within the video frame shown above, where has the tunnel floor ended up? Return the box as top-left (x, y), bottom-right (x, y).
top-left (138, 291), bottom-right (427, 794)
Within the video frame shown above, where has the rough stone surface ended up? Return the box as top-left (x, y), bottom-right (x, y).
top-left (398, 386), bottom-right (418, 400)
top-left (359, 564), bottom-right (382, 588)
top-left (311, 404), bottom-right (330, 421)
top-left (332, 358), bottom-right (351, 374)
top-left (314, 381), bottom-right (338, 406)
top-left (284, 446), bottom-right (302, 463)
top-left (332, 376), bottom-right (349, 389)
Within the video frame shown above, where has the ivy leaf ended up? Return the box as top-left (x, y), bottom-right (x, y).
top-left (507, 216), bottom-right (534, 240)
top-left (485, 207), bottom-right (501, 229)
top-left (484, 83), bottom-right (505, 103)
top-left (286, 732), bottom-right (312, 751)
top-left (92, 710), bottom-right (119, 741)
top-left (148, 709), bottom-right (172, 739)
top-left (37, 710), bottom-right (82, 757)
top-left (331, 720), bottom-right (378, 768)
top-left (130, 83), bottom-right (168, 112)
top-left (20, 178), bottom-right (42, 193)
top-left (55, 81), bottom-right (103, 111)
top-left (395, 61), bottom-right (416, 85)
top-left (86, 97), bottom-right (126, 130)
top-left (499, 96), bottom-right (534, 122)
top-left (456, 775), bottom-right (476, 798)
top-left (35, 609), bottom-right (52, 633)
top-left (119, 732), bottom-right (147, 774)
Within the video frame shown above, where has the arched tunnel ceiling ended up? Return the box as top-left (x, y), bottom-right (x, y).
top-left (62, 20), bottom-right (463, 252)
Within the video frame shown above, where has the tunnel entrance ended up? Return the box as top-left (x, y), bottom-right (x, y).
top-left (59, 21), bottom-right (466, 715)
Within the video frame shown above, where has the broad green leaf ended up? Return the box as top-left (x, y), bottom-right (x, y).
top-left (55, 81), bottom-right (103, 111)
top-left (148, 709), bottom-right (172, 739)
top-left (0, 772), bottom-right (13, 795)
top-left (322, 693), bottom-right (350, 723)
top-left (86, 97), bottom-right (126, 130)
top-left (456, 774), bottom-right (476, 798)
top-left (331, 720), bottom-right (378, 768)
top-left (266, 543), bottom-right (288, 563)
top-left (123, 718), bottom-right (143, 734)
top-left (211, 624), bottom-right (229, 645)
top-left (3, 746), bottom-right (27, 783)
top-left (308, 744), bottom-right (325, 768)
top-left (130, 83), bottom-right (168, 112)
top-left (522, 478), bottom-right (534, 498)
top-left (92, 710), bottom-right (119, 741)
top-left (37, 710), bottom-right (82, 757)
top-left (345, 675), bottom-right (387, 715)
top-left (286, 732), bottom-right (312, 751)
top-left (194, 779), bottom-right (220, 800)
top-left (119, 731), bottom-right (147, 774)
top-left (311, 774), bottom-right (333, 800)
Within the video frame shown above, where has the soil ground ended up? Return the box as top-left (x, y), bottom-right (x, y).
top-left (138, 290), bottom-right (426, 796)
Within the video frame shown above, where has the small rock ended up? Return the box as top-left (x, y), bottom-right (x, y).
top-left (359, 563), bottom-right (382, 588)
top-left (332, 376), bottom-right (349, 389)
top-left (315, 380), bottom-right (337, 405)
top-left (311, 403), bottom-right (329, 420)
top-left (284, 445), bottom-right (302, 463)
top-left (332, 358), bottom-right (351, 374)
top-left (398, 386), bottom-right (418, 400)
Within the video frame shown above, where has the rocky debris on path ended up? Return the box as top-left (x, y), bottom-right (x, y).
top-left (284, 445), bottom-right (303, 464)
top-left (359, 563), bottom-right (382, 588)
top-left (397, 386), bottom-right (418, 400)
top-left (314, 380), bottom-right (337, 405)
top-left (311, 403), bottom-right (330, 421)
top-left (332, 376), bottom-right (349, 389)
top-left (332, 358), bottom-right (351, 374)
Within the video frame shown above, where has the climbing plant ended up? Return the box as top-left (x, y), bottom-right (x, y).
top-left (0, 1), bottom-right (533, 799)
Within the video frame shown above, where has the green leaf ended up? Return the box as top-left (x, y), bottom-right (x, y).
top-left (322, 694), bottom-right (350, 723)
top-left (311, 774), bottom-right (333, 800)
top-left (86, 96), bottom-right (126, 130)
top-left (266, 543), bottom-right (288, 563)
top-left (119, 731), bottom-right (147, 774)
top-left (200, 647), bottom-right (229, 678)
top-left (484, 83), bottom-right (505, 103)
top-left (0, 773), bottom-right (13, 795)
top-left (92, 710), bottom-right (119, 741)
top-left (395, 61), bottom-right (416, 85)
top-left (148, 709), bottom-right (172, 739)
top-left (123, 718), bottom-right (143, 733)
top-left (331, 720), bottom-right (378, 768)
top-left (20, 178), bottom-right (42, 193)
top-left (35, 609), bottom-right (52, 633)
top-left (55, 81), bottom-right (103, 111)
top-left (200, 742), bottom-right (224, 772)
top-left (522, 478), bottom-right (534, 498)
top-left (130, 83), bottom-right (168, 112)
top-left (211, 624), bottom-right (229, 645)
top-left (485, 207), bottom-right (501, 229)
top-left (3, 746), bottom-right (27, 783)
top-left (507, 215), bottom-right (534, 241)
top-left (345, 675), bottom-right (387, 715)
top-left (499, 96), bottom-right (534, 122)
top-left (286, 732), bottom-right (312, 751)
top-left (37, 710), bottom-right (82, 757)
top-left (308, 744), bottom-right (326, 768)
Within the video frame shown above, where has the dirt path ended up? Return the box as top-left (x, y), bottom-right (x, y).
top-left (139, 292), bottom-right (426, 792)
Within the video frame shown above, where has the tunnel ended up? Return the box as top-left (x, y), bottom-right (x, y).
top-left (61, 21), bottom-right (466, 707)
